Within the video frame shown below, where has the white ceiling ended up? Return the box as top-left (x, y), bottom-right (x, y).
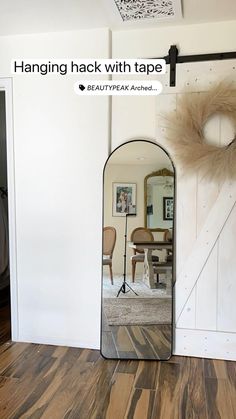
top-left (0, 0), bottom-right (236, 36)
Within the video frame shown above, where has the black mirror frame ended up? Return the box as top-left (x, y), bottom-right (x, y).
top-left (100, 138), bottom-right (176, 361)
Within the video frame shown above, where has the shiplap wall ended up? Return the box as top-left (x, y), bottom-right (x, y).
top-left (158, 60), bottom-right (236, 360)
top-left (112, 59), bottom-right (236, 360)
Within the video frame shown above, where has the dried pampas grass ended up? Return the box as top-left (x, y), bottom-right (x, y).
top-left (166, 81), bottom-right (236, 180)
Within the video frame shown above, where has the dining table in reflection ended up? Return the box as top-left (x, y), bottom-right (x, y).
top-left (129, 241), bottom-right (173, 289)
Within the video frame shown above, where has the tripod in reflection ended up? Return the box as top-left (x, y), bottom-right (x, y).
top-left (117, 213), bottom-right (138, 298)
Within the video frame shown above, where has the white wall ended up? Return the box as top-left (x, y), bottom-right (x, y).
top-left (0, 28), bottom-right (110, 349)
top-left (113, 20), bottom-right (236, 58)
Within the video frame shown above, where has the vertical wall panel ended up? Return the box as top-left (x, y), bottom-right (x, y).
top-left (195, 106), bottom-right (221, 329)
top-left (218, 204), bottom-right (236, 332)
top-left (196, 243), bottom-right (218, 330)
top-left (112, 74), bottom-right (158, 150)
top-left (217, 109), bottom-right (236, 333)
top-left (177, 289), bottom-right (196, 329)
top-left (172, 61), bottom-right (236, 341)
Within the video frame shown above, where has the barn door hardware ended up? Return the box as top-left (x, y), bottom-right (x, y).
top-left (167, 45), bottom-right (178, 87)
top-left (150, 46), bottom-right (236, 87)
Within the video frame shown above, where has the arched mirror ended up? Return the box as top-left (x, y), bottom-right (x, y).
top-left (101, 139), bottom-right (175, 360)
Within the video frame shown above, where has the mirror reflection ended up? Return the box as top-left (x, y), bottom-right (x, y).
top-left (101, 140), bottom-right (175, 360)
top-left (145, 169), bottom-right (174, 231)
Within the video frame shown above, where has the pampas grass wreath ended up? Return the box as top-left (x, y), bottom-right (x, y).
top-left (166, 81), bottom-right (236, 181)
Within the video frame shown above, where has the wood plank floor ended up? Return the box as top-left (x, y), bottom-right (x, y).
top-left (0, 309), bottom-right (236, 418)
top-left (102, 324), bottom-right (172, 360)
top-left (102, 311), bottom-right (172, 360)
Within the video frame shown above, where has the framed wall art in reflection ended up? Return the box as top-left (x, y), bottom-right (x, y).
top-left (113, 183), bottom-right (136, 216)
top-left (163, 197), bottom-right (173, 220)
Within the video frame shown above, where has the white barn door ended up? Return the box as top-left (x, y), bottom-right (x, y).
top-left (156, 59), bottom-right (236, 360)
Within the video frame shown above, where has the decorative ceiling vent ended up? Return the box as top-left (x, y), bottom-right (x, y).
top-left (114, 0), bottom-right (181, 22)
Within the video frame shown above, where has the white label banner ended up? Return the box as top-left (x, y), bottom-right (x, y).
top-left (74, 80), bottom-right (163, 96)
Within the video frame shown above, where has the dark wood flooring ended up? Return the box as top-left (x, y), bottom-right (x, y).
top-left (0, 308), bottom-right (235, 418)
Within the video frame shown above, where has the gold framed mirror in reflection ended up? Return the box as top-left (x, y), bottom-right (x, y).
top-left (101, 139), bottom-right (175, 360)
top-left (144, 168), bottom-right (174, 233)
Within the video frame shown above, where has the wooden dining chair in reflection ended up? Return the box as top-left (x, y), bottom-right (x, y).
top-left (103, 226), bottom-right (117, 285)
top-left (153, 229), bottom-right (173, 286)
top-left (130, 227), bottom-right (159, 282)
top-left (163, 229), bottom-right (173, 262)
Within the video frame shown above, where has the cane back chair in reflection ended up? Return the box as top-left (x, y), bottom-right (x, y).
top-left (103, 226), bottom-right (117, 285)
top-left (130, 227), bottom-right (159, 282)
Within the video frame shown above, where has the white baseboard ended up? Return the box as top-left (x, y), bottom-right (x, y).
top-left (16, 334), bottom-right (100, 351)
top-left (174, 328), bottom-right (236, 361)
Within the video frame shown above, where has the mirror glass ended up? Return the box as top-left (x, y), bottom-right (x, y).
top-left (145, 169), bottom-right (174, 231)
top-left (101, 140), bottom-right (175, 360)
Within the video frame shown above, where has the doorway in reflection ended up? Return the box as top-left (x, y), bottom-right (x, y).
top-left (101, 140), bottom-right (175, 360)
